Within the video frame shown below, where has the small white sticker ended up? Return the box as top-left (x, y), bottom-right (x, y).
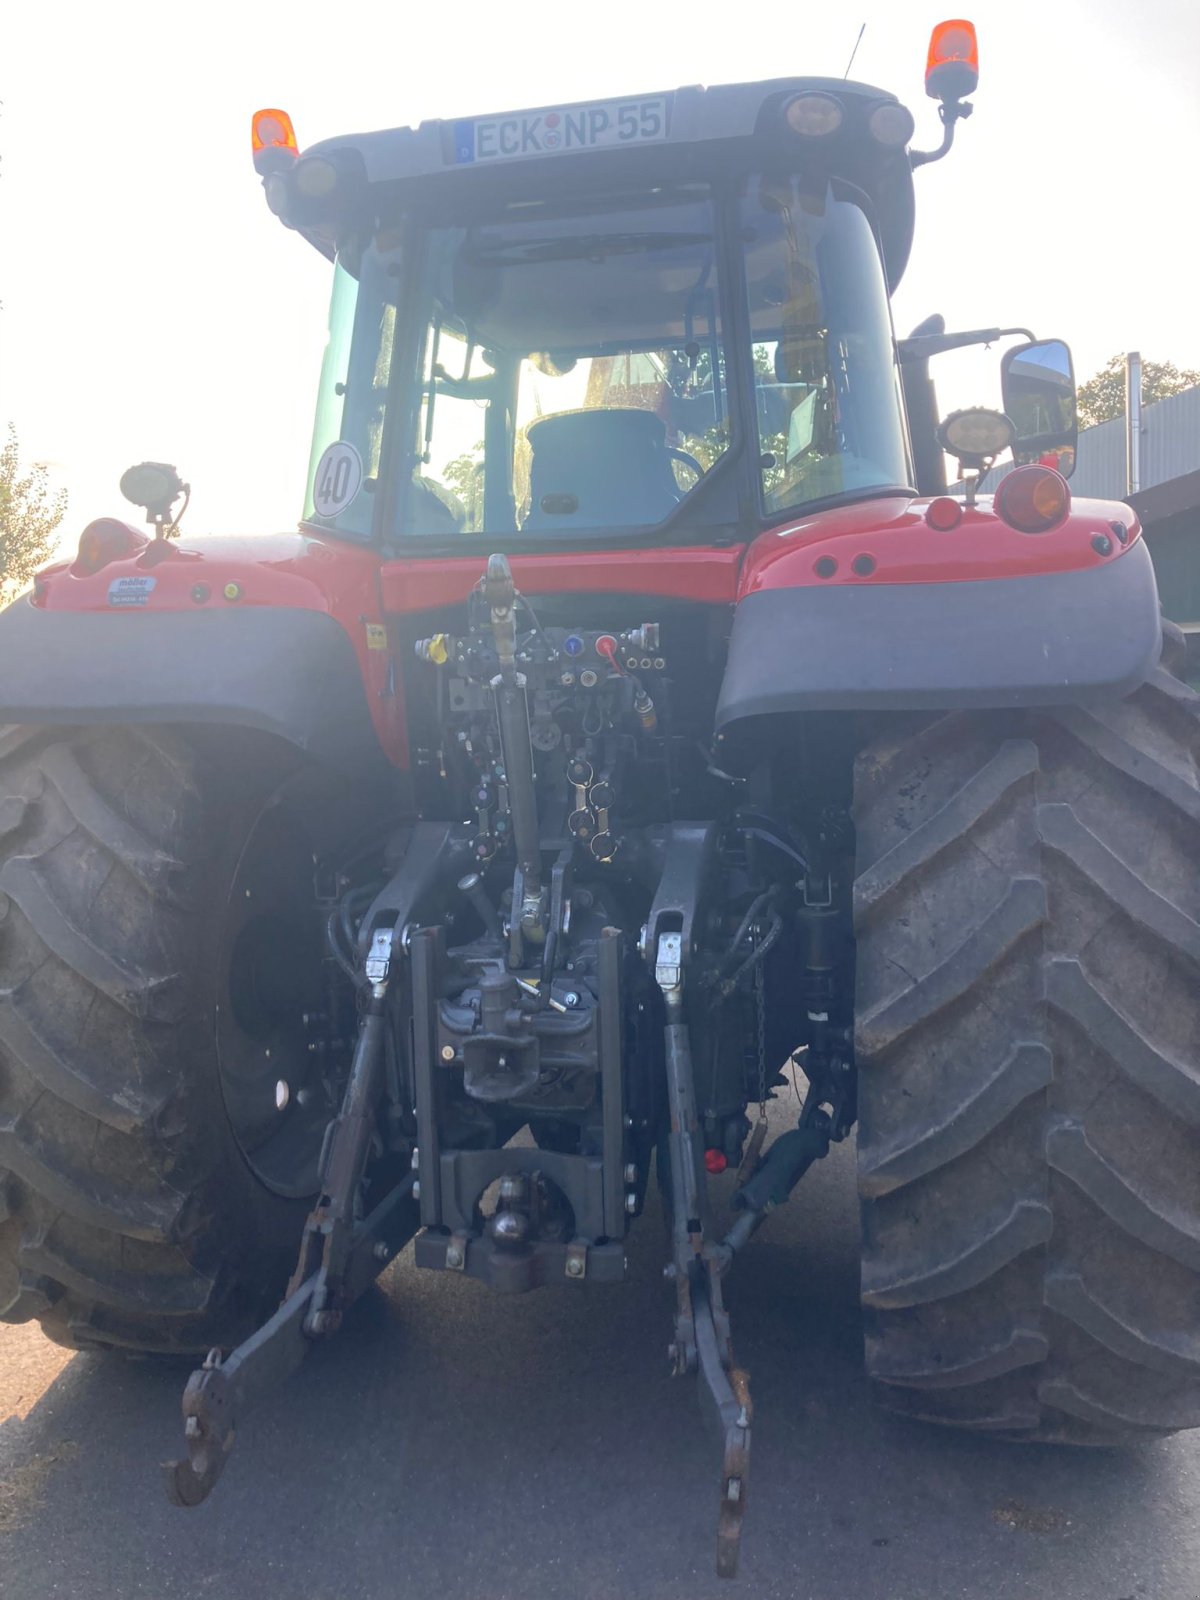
top-left (312, 441), bottom-right (363, 519)
top-left (108, 575), bottom-right (157, 607)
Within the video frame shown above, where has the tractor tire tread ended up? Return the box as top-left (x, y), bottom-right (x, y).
top-left (854, 643), bottom-right (1200, 1443)
top-left (0, 725), bottom-right (294, 1354)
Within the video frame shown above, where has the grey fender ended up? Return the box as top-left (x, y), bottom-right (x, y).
top-left (715, 541), bottom-right (1163, 732)
top-left (0, 600), bottom-right (389, 771)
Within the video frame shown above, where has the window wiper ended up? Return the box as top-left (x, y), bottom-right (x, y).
top-left (467, 231), bottom-right (711, 267)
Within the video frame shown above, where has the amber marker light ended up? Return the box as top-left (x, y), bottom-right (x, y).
top-left (251, 108), bottom-right (298, 156)
top-left (926, 19), bottom-right (979, 101)
top-left (994, 465), bottom-right (1070, 534)
top-left (73, 519), bottom-right (149, 574)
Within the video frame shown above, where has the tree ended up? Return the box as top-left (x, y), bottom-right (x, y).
top-left (442, 443), bottom-right (486, 531)
top-left (1077, 355), bottom-right (1200, 429)
top-left (0, 425), bottom-right (68, 596)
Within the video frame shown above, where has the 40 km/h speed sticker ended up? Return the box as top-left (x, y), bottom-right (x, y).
top-left (313, 441), bottom-right (363, 518)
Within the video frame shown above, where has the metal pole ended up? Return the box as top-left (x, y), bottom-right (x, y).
top-left (1126, 350), bottom-right (1142, 497)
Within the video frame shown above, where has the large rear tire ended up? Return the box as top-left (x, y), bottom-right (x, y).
top-left (0, 724), bottom-right (368, 1355)
top-left (853, 626), bottom-right (1200, 1442)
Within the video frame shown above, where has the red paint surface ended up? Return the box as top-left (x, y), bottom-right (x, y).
top-left (377, 546), bottom-right (745, 612)
top-left (31, 492), bottom-right (1142, 772)
top-left (737, 494), bottom-right (1141, 597)
top-left (33, 532), bottom-right (409, 766)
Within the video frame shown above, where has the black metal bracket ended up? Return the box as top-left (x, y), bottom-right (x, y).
top-left (357, 821), bottom-right (457, 962)
top-left (910, 96), bottom-right (973, 168)
top-left (164, 1174), bottom-right (418, 1508)
top-left (647, 823), bottom-right (751, 1579)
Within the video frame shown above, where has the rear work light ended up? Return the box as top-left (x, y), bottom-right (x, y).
top-left (783, 92), bottom-right (844, 137)
top-left (293, 156), bottom-right (341, 198)
top-left (73, 519), bottom-right (149, 575)
top-left (994, 465), bottom-right (1070, 533)
top-left (868, 101), bottom-right (916, 147)
top-left (926, 19), bottom-right (979, 102)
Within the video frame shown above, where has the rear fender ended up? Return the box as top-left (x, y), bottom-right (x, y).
top-left (1, 532), bottom-right (405, 771)
top-left (717, 499), bottom-right (1162, 731)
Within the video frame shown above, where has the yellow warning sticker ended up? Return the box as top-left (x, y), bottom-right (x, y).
top-left (365, 623), bottom-right (388, 651)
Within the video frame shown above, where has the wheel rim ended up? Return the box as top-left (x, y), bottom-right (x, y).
top-left (216, 798), bottom-right (346, 1198)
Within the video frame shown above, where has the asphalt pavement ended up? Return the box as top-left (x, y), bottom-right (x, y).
top-left (2, 1117), bottom-right (1198, 1600)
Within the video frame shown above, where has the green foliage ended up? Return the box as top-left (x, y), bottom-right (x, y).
top-left (442, 444), bottom-right (486, 531)
top-left (1077, 355), bottom-right (1200, 429)
top-left (0, 425), bottom-right (67, 595)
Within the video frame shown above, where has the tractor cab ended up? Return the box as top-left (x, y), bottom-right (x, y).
top-left (256, 78), bottom-right (929, 551)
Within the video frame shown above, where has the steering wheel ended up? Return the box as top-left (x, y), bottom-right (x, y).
top-left (666, 446), bottom-right (705, 483)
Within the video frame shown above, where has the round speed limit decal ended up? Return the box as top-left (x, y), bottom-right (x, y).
top-left (312, 441), bottom-right (363, 518)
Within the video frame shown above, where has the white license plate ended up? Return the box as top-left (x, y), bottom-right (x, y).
top-left (454, 96), bottom-right (669, 165)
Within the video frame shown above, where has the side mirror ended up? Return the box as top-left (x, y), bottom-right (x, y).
top-left (1001, 338), bottom-right (1077, 479)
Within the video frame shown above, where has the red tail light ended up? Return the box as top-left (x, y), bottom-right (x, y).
top-left (994, 466), bottom-right (1070, 534)
top-left (72, 518), bottom-right (149, 575)
top-left (925, 496), bottom-right (963, 531)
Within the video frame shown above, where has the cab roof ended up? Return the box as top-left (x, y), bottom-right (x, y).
top-left (298, 77), bottom-right (918, 288)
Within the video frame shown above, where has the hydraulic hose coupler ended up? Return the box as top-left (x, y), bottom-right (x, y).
top-left (633, 687), bottom-right (657, 733)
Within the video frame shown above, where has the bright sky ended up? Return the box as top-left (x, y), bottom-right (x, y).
top-left (2, 0), bottom-right (1198, 541)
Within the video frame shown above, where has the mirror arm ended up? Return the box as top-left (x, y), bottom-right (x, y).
top-left (898, 326), bottom-right (1037, 363)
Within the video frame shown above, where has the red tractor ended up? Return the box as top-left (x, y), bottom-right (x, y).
top-left (2, 22), bottom-right (1197, 1576)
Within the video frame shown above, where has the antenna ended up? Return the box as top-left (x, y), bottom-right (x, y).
top-left (843, 22), bottom-right (866, 78)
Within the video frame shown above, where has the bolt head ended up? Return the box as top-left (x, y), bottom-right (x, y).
top-left (625, 1193), bottom-right (638, 1213)
top-left (373, 1242), bottom-right (391, 1263)
top-left (412, 1181), bottom-right (421, 1200)
top-left (565, 1256), bottom-right (584, 1277)
top-left (440, 1044), bottom-right (456, 1062)
top-left (445, 1245), bottom-right (463, 1269)
top-left (623, 1163), bottom-right (638, 1184)
top-left (562, 991), bottom-right (580, 1008)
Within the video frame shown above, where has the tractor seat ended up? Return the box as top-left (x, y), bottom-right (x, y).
top-left (523, 408), bottom-right (683, 531)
